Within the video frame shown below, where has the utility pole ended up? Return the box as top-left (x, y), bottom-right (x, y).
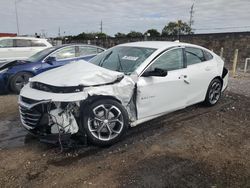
top-left (58, 27), bottom-right (61, 37)
top-left (14, 0), bottom-right (20, 35)
top-left (189, 1), bottom-right (195, 32)
top-left (100, 20), bottom-right (103, 33)
top-left (177, 20), bottom-right (180, 40)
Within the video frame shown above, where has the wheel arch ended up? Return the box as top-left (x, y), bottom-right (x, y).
top-left (80, 95), bottom-right (123, 116)
top-left (85, 95), bottom-right (122, 105)
top-left (213, 76), bottom-right (223, 85)
top-left (8, 71), bottom-right (35, 90)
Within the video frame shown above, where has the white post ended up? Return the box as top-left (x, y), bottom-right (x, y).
top-left (244, 58), bottom-right (250, 74)
top-left (232, 49), bottom-right (238, 77)
top-left (220, 47), bottom-right (224, 58)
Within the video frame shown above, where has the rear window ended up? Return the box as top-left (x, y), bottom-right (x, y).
top-left (185, 47), bottom-right (206, 65)
top-left (15, 39), bottom-right (32, 47)
top-left (31, 40), bottom-right (46, 47)
top-left (77, 46), bottom-right (99, 57)
top-left (203, 50), bottom-right (213, 61)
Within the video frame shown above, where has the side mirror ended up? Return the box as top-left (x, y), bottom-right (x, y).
top-left (45, 56), bottom-right (56, 65)
top-left (142, 68), bottom-right (168, 77)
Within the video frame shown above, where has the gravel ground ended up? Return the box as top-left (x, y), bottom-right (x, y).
top-left (227, 72), bottom-right (250, 97)
top-left (0, 75), bottom-right (249, 188)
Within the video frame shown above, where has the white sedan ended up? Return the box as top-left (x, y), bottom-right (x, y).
top-left (0, 37), bottom-right (52, 63)
top-left (18, 41), bottom-right (228, 146)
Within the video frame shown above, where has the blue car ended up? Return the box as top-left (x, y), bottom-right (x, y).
top-left (0, 44), bottom-right (105, 93)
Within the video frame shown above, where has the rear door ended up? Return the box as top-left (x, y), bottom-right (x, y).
top-left (13, 39), bottom-right (33, 59)
top-left (185, 47), bottom-right (217, 105)
top-left (137, 47), bottom-right (189, 119)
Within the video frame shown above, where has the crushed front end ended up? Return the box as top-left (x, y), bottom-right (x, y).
top-left (18, 61), bottom-right (136, 146)
top-left (18, 95), bottom-right (84, 145)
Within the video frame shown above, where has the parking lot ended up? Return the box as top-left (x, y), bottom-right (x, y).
top-left (0, 73), bottom-right (249, 187)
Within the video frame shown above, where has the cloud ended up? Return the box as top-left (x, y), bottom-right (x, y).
top-left (0, 0), bottom-right (249, 36)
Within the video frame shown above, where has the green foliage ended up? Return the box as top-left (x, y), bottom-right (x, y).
top-left (114, 32), bottom-right (127, 38)
top-left (145, 29), bottom-right (160, 37)
top-left (56, 20), bottom-right (193, 40)
top-left (126, 31), bottom-right (144, 38)
top-left (162, 20), bottom-right (193, 36)
top-left (72, 32), bottom-right (108, 40)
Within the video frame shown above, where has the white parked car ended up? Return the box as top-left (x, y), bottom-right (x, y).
top-left (0, 37), bottom-right (52, 63)
top-left (18, 41), bottom-right (228, 146)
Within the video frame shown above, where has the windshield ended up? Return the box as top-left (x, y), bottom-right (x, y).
top-left (90, 46), bottom-right (156, 75)
top-left (27, 47), bottom-right (56, 62)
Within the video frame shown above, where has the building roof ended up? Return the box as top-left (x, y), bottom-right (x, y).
top-left (0, 33), bottom-right (17, 37)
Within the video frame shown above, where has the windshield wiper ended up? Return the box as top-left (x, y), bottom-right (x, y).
top-left (99, 51), bottom-right (113, 67)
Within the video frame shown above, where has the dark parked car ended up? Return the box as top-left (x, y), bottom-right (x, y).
top-left (0, 44), bottom-right (105, 93)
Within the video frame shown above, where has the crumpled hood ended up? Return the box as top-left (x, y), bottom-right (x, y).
top-left (30, 60), bottom-right (125, 87)
top-left (0, 60), bottom-right (30, 70)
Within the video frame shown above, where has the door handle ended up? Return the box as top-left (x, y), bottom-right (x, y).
top-left (179, 75), bottom-right (190, 84)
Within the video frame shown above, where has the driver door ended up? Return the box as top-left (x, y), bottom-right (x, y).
top-left (136, 47), bottom-right (189, 120)
top-left (42, 46), bottom-right (76, 72)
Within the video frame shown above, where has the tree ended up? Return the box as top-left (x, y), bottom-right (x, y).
top-left (114, 32), bottom-right (127, 38)
top-left (162, 20), bottom-right (193, 36)
top-left (95, 32), bottom-right (107, 39)
top-left (73, 32), bottom-right (92, 40)
top-left (126, 31), bottom-right (144, 38)
top-left (145, 29), bottom-right (160, 37)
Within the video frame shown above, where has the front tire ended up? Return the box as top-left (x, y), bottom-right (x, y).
top-left (10, 72), bottom-right (33, 94)
top-left (203, 78), bottom-right (222, 106)
top-left (83, 99), bottom-right (129, 146)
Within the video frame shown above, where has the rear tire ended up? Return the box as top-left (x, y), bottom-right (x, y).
top-left (82, 99), bottom-right (129, 146)
top-left (10, 72), bottom-right (33, 94)
top-left (203, 78), bottom-right (222, 106)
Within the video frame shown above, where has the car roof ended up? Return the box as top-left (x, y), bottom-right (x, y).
top-left (56, 44), bottom-right (106, 49)
top-left (0, 37), bottom-right (48, 41)
top-left (118, 41), bottom-right (203, 50)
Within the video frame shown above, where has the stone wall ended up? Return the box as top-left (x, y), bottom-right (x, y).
top-left (68, 31), bottom-right (250, 69)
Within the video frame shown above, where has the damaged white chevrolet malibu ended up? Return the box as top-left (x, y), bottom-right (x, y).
top-left (18, 41), bottom-right (228, 146)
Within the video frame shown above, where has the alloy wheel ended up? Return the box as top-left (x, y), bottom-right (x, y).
top-left (15, 74), bottom-right (31, 91)
top-left (208, 81), bottom-right (222, 105)
top-left (87, 104), bottom-right (124, 141)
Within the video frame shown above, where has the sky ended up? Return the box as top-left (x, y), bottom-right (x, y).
top-left (0, 0), bottom-right (250, 37)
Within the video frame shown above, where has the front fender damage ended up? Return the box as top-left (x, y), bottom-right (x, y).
top-left (83, 76), bottom-right (137, 121)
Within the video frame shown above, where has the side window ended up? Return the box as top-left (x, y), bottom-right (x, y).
top-left (203, 50), bottom-right (213, 61)
top-left (52, 46), bottom-right (76, 60)
top-left (77, 46), bottom-right (98, 57)
top-left (31, 40), bottom-right (46, 47)
top-left (15, 39), bottom-right (32, 47)
top-left (0, 39), bottom-right (14, 48)
top-left (185, 47), bottom-right (205, 65)
top-left (149, 48), bottom-right (184, 71)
